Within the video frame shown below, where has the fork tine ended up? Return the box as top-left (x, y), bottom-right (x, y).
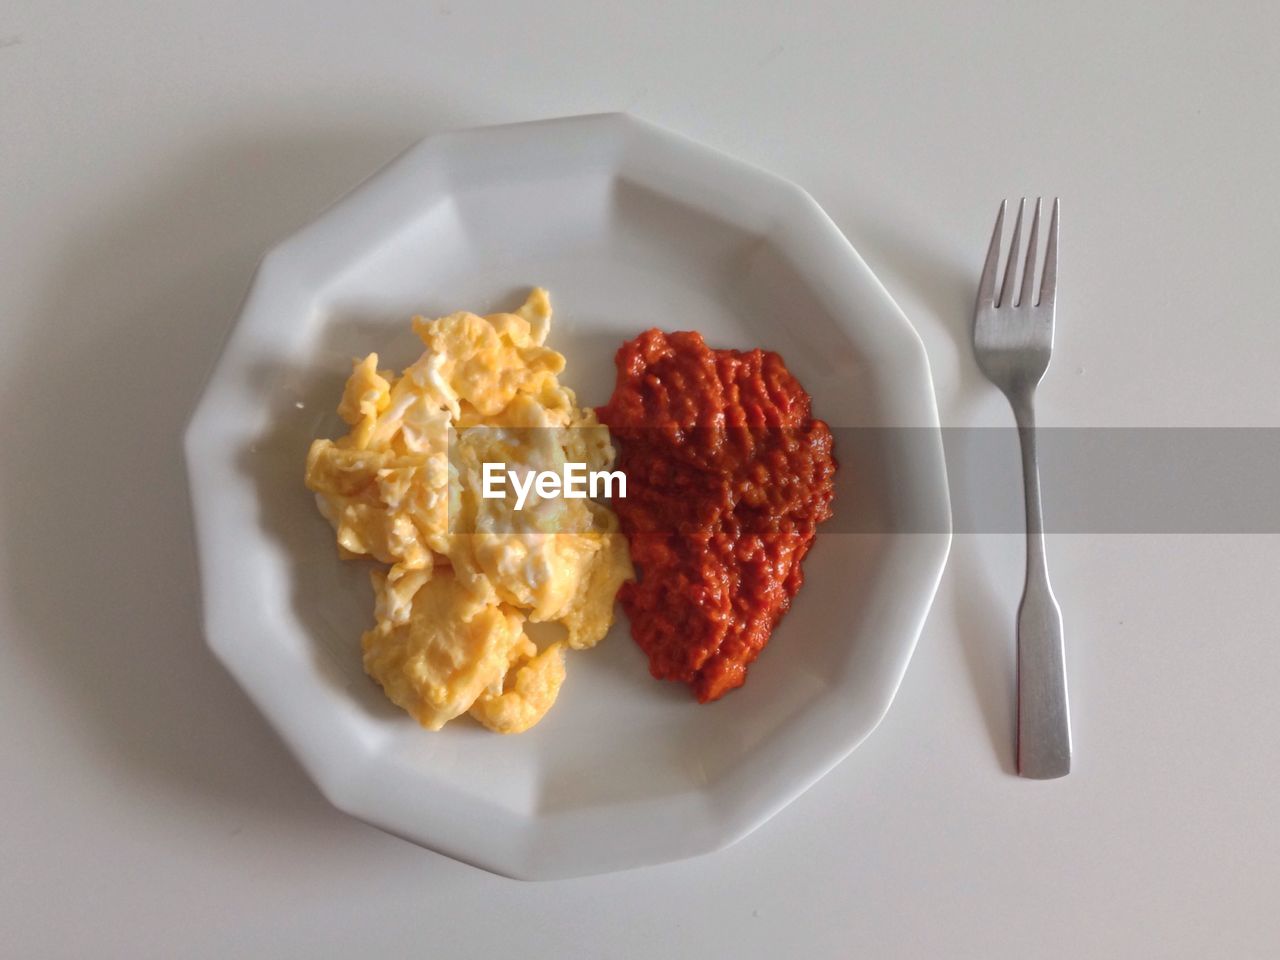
top-left (999, 198), bottom-right (1025, 307)
top-left (1039, 198), bottom-right (1059, 306)
top-left (1019, 197), bottom-right (1042, 307)
top-left (977, 200), bottom-right (1005, 305)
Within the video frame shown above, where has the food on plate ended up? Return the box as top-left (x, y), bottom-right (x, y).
top-left (305, 289), bottom-right (632, 733)
top-left (597, 330), bottom-right (836, 702)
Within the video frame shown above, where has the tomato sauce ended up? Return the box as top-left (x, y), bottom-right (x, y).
top-left (597, 330), bottom-right (837, 702)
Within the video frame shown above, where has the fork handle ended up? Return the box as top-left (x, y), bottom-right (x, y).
top-left (1010, 392), bottom-right (1072, 779)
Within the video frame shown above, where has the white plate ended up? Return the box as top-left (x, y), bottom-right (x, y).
top-left (184, 113), bottom-right (951, 880)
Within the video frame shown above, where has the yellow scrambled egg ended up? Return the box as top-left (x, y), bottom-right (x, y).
top-left (305, 290), bottom-right (632, 733)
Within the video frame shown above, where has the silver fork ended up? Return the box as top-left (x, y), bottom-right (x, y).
top-left (973, 197), bottom-right (1071, 779)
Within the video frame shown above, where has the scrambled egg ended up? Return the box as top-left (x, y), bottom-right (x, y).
top-left (306, 289), bottom-right (632, 733)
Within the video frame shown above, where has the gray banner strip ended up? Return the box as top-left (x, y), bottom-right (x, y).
top-left (447, 427), bottom-right (1280, 534)
top-left (942, 427), bottom-right (1280, 534)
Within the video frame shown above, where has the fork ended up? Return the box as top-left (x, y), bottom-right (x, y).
top-left (973, 197), bottom-right (1071, 779)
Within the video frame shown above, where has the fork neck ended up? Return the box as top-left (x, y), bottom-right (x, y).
top-left (1005, 386), bottom-right (1036, 433)
top-left (1006, 387), bottom-right (1048, 568)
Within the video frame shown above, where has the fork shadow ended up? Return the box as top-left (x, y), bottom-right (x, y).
top-left (0, 124), bottom-right (472, 835)
top-left (831, 201), bottom-right (1018, 773)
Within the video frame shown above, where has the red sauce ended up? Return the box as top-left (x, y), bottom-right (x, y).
top-left (597, 330), bottom-right (837, 702)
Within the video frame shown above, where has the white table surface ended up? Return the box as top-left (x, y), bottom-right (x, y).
top-left (4, 2), bottom-right (1278, 957)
